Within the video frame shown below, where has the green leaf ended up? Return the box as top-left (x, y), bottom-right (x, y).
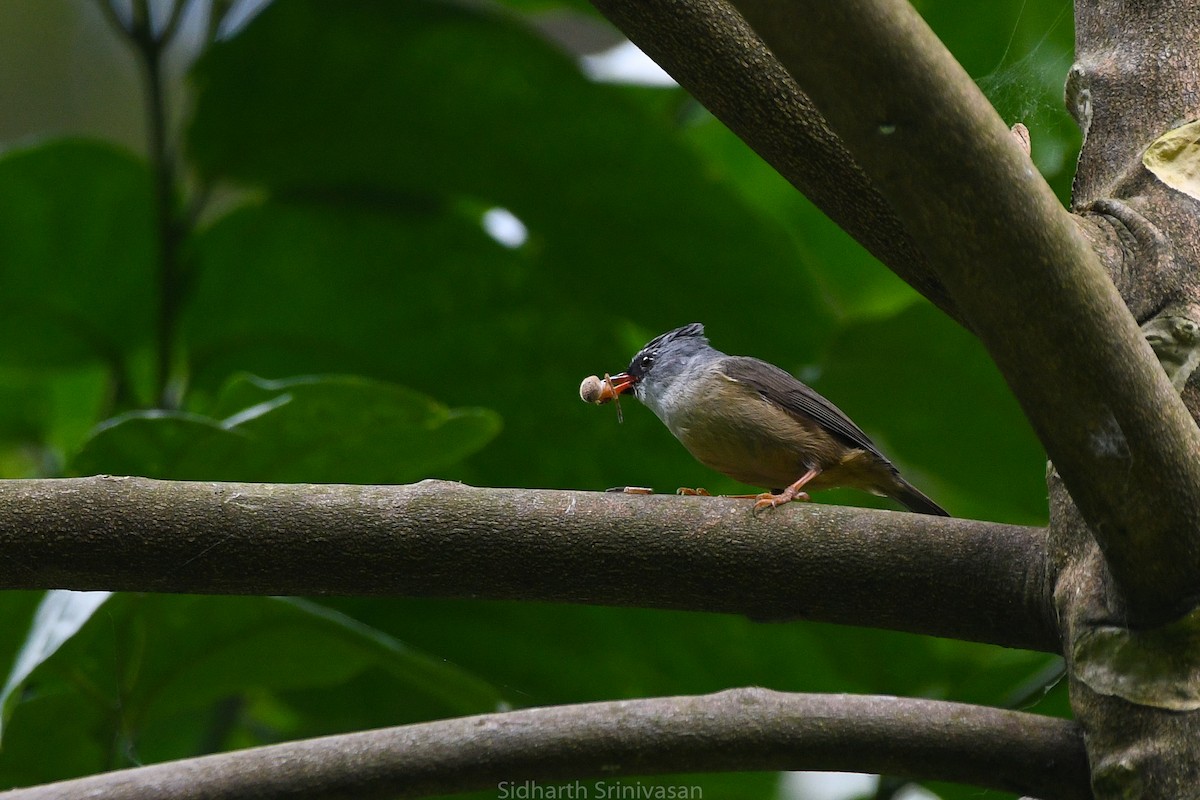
top-left (71, 374), bottom-right (501, 482)
top-left (0, 595), bottom-right (506, 784)
top-left (327, 598), bottom-right (1056, 709)
top-left (211, 374), bottom-right (502, 483)
top-left (70, 410), bottom-right (235, 480)
top-left (188, 0), bottom-right (680, 211)
top-left (183, 0), bottom-right (835, 377)
top-left (0, 590), bottom-right (111, 741)
top-left (0, 139), bottom-right (156, 368)
top-left (133, 597), bottom-right (504, 724)
top-left (181, 202), bottom-right (520, 388)
top-left (0, 366), bottom-right (109, 477)
top-left (181, 193), bottom-right (829, 492)
top-left (182, 0), bottom-right (839, 495)
top-left (0, 691), bottom-right (110, 787)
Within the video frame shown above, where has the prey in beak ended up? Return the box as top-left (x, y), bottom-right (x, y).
top-left (580, 372), bottom-right (636, 404)
top-left (579, 372), bottom-right (637, 422)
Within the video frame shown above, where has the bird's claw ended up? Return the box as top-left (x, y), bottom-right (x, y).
top-left (676, 487), bottom-right (711, 496)
top-left (752, 490), bottom-right (811, 514)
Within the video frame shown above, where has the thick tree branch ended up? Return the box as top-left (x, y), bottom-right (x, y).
top-left (725, 0), bottom-right (1200, 627)
top-left (0, 688), bottom-right (1090, 800)
top-left (585, 0), bottom-right (960, 323)
top-left (0, 476), bottom-right (1057, 652)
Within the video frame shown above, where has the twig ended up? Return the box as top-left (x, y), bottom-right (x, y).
top-left (96, 0), bottom-right (193, 408)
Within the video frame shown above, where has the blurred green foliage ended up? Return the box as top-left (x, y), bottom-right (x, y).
top-left (0, 0), bottom-right (1077, 797)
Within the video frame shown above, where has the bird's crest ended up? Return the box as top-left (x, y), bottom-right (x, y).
top-left (644, 323), bottom-right (706, 351)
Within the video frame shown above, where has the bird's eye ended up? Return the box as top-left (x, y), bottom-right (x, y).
top-left (641, 354), bottom-right (653, 368)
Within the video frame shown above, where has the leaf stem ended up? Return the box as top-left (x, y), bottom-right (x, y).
top-left (96, 0), bottom-right (195, 409)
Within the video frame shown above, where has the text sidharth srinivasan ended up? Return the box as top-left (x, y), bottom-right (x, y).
top-left (496, 780), bottom-right (703, 800)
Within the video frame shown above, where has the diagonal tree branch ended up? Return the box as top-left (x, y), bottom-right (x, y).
top-left (724, 0), bottom-right (1200, 628)
top-left (0, 688), bottom-right (1090, 800)
top-left (0, 476), bottom-right (1058, 652)
top-left (585, 0), bottom-right (961, 324)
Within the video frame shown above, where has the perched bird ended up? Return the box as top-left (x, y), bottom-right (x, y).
top-left (589, 323), bottom-right (947, 515)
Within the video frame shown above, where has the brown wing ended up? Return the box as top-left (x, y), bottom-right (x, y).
top-left (718, 356), bottom-right (888, 461)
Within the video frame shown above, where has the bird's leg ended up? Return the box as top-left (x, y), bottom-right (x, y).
top-left (753, 467), bottom-right (821, 513)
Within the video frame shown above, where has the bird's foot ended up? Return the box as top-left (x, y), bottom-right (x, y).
top-left (753, 467), bottom-right (821, 514)
top-left (607, 486), bottom-right (654, 495)
top-left (675, 487), bottom-right (711, 496)
top-left (752, 489), bottom-right (811, 514)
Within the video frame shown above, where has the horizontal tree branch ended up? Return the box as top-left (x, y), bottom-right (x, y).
top-left (0, 688), bottom-right (1090, 800)
top-left (0, 476), bottom-right (1058, 651)
top-left (727, 0), bottom-right (1200, 626)
top-left (586, 0), bottom-right (961, 324)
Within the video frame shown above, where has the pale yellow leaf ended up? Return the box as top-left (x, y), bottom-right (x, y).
top-left (1144, 119), bottom-right (1200, 199)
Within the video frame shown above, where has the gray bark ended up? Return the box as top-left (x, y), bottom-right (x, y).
top-left (0, 476), bottom-right (1055, 650)
top-left (0, 689), bottom-right (1088, 800)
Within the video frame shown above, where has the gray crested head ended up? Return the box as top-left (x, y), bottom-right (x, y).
top-left (625, 323), bottom-right (719, 411)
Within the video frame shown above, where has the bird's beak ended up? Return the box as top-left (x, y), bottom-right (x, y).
top-left (596, 372), bottom-right (637, 404)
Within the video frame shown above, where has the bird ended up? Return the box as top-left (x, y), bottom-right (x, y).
top-left (587, 323), bottom-right (948, 516)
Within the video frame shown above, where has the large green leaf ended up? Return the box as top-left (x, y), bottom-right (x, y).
top-left (71, 374), bottom-right (501, 482)
top-left (182, 0), bottom-right (836, 492)
top-left (0, 591), bottom-right (111, 741)
top-left (188, 0), bottom-right (700, 219)
top-left (0, 595), bottom-right (506, 788)
top-left (180, 195), bottom-right (829, 492)
top-left (0, 139), bottom-right (155, 368)
top-left (0, 365), bottom-right (109, 477)
top-left (181, 202), bottom-right (517, 388)
top-left (327, 598), bottom-right (1057, 711)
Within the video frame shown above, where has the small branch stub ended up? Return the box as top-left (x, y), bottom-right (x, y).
top-left (1011, 122), bottom-right (1032, 157)
top-left (1142, 308), bottom-right (1200, 393)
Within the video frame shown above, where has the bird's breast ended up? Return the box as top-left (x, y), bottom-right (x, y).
top-left (659, 372), bottom-right (848, 489)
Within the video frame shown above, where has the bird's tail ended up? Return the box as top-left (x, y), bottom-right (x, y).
top-left (889, 476), bottom-right (949, 516)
